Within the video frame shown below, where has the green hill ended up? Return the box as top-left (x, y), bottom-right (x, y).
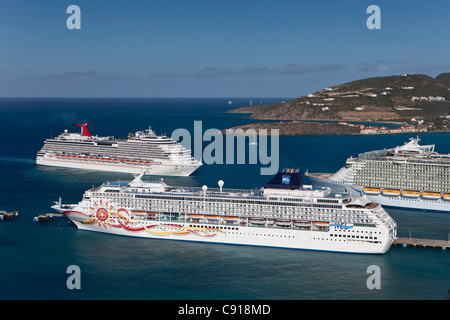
top-left (436, 72), bottom-right (450, 87)
top-left (229, 73), bottom-right (450, 122)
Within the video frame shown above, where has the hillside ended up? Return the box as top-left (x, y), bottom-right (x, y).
top-left (229, 73), bottom-right (450, 122)
top-left (223, 121), bottom-right (360, 136)
top-left (435, 72), bottom-right (450, 87)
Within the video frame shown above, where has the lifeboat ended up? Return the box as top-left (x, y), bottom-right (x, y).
top-left (313, 221), bottom-right (330, 226)
top-left (274, 219), bottom-right (291, 227)
top-left (189, 214), bottom-right (203, 218)
top-left (421, 192), bottom-right (441, 200)
top-left (382, 189), bottom-right (401, 196)
top-left (402, 190), bottom-right (420, 198)
top-left (443, 193), bottom-right (450, 201)
top-left (363, 187), bottom-right (381, 195)
top-left (313, 221), bottom-right (330, 231)
top-left (223, 216), bottom-right (238, 220)
top-left (248, 217), bottom-right (266, 225)
top-left (293, 220), bottom-right (311, 227)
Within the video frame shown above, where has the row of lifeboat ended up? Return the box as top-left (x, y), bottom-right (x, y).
top-left (55, 154), bottom-right (151, 164)
top-left (363, 187), bottom-right (450, 200)
top-left (120, 212), bottom-right (330, 230)
top-left (190, 214), bottom-right (329, 229)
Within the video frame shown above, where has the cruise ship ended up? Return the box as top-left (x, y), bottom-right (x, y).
top-left (306, 137), bottom-right (450, 212)
top-left (36, 123), bottom-right (202, 176)
top-left (51, 169), bottom-right (397, 254)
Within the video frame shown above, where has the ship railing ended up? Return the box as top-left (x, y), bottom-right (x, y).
top-left (100, 182), bottom-right (264, 199)
top-left (357, 149), bottom-right (389, 160)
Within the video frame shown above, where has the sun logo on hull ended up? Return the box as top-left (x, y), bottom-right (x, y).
top-left (90, 200), bottom-right (119, 228)
top-left (96, 208), bottom-right (108, 221)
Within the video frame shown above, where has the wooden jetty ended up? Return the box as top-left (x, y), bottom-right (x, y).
top-left (0, 211), bottom-right (19, 220)
top-left (33, 213), bottom-right (63, 222)
top-left (393, 237), bottom-right (449, 250)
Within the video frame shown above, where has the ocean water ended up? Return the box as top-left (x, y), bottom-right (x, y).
top-left (0, 98), bottom-right (449, 300)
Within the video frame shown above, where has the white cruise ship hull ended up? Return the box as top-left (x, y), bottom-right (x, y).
top-left (36, 124), bottom-right (201, 176)
top-left (53, 205), bottom-right (393, 254)
top-left (37, 156), bottom-right (200, 176)
top-left (51, 170), bottom-right (397, 254)
top-left (307, 175), bottom-right (450, 213)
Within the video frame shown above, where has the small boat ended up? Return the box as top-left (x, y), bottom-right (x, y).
top-left (223, 216), bottom-right (238, 220)
top-left (442, 193), bottom-right (450, 201)
top-left (421, 192), bottom-right (441, 199)
top-left (313, 221), bottom-right (330, 226)
top-left (248, 217), bottom-right (266, 225)
top-left (382, 189), bottom-right (401, 196)
top-left (363, 187), bottom-right (381, 195)
top-left (402, 190), bottom-right (420, 198)
top-left (274, 219), bottom-right (291, 227)
top-left (293, 220), bottom-right (311, 227)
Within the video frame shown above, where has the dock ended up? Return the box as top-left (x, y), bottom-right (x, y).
top-left (33, 213), bottom-right (63, 222)
top-left (0, 211), bottom-right (19, 220)
top-left (393, 237), bottom-right (449, 250)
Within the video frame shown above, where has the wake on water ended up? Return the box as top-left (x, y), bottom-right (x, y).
top-left (0, 156), bottom-right (35, 165)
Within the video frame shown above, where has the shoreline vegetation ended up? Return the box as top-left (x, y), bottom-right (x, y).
top-left (226, 72), bottom-right (450, 136)
top-left (221, 120), bottom-right (431, 136)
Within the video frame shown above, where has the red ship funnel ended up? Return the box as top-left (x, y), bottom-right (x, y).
top-left (73, 123), bottom-right (91, 137)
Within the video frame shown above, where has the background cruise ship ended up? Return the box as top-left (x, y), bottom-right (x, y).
top-left (52, 169), bottom-right (397, 254)
top-left (36, 123), bottom-right (202, 176)
top-left (306, 137), bottom-right (450, 212)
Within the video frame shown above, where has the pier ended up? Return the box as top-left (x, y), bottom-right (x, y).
top-left (393, 237), bottom-right (449, 250)
top-left (33, 213), bottom-right (63, 222)
top-left (0, 211), bottom-right (19, 220)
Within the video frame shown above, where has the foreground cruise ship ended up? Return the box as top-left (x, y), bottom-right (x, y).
top-left (52, 169), bottom-right (397, 254)
top-left (306, 137), bottom-right (450, 212)
top-left (36, 123), bottom-right (202, 176)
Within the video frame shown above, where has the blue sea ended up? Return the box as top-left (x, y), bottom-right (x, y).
top-left (0, 98), bottom-right (449, 300)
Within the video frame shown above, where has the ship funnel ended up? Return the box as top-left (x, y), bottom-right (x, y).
top-left (73, 123), bottom-right (91, 137)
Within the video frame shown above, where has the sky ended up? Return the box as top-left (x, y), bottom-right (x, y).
top-left (0, 0), bottom-right (449, 97)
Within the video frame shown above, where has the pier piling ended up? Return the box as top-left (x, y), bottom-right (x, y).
top-left (394, 237), bottom-right (449, 250)
top-left (0, 211), bottom-right (19, 220)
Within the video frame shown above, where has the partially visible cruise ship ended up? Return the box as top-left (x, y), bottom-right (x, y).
top-left (306, 137), bottom-right (450, 212)
top-left (36, 123), bottom-right (202, 176)
top-left (52, 169), bottom-right (397, 254)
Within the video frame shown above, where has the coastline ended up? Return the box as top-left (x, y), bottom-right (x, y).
top-left (222, 120), bottom-right (439, 136)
